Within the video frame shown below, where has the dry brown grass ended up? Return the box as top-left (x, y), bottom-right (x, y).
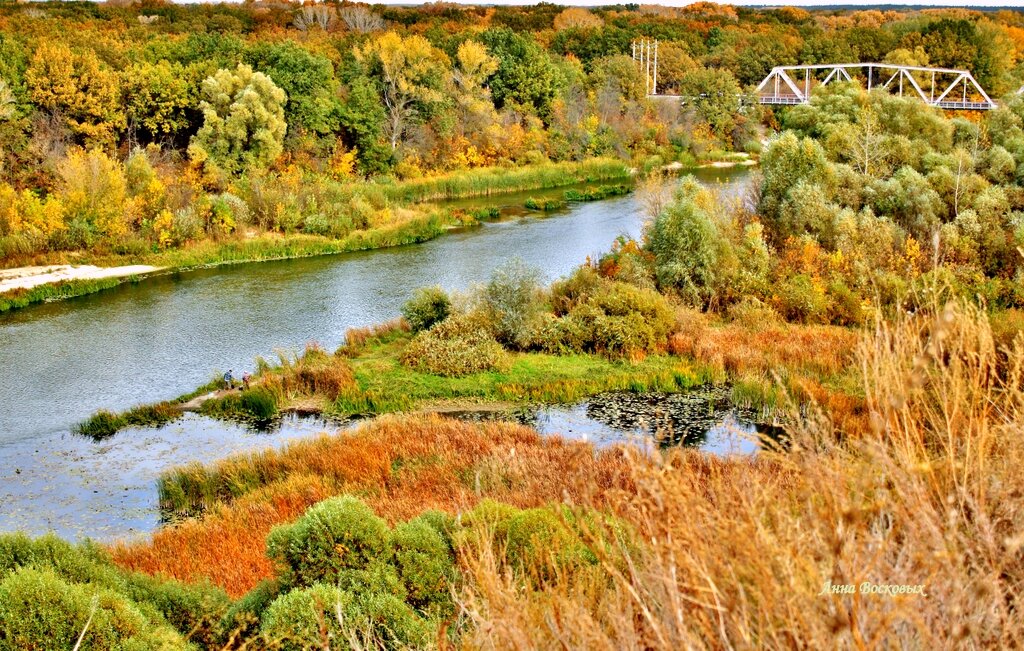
top-left (339, 318), bottom-right (410, 356)
top-left (457, 302), bottom-right (1024, 648)
top-left (669, 316), bottom-right (858, 378)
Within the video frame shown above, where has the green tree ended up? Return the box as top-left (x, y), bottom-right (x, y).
top-left (677, 68), bottom-right (742, 141)
top-left (188, 64), bottom-right (287, 173)
top-left (245, 42), bottom-right (341, 138)
top-left (758, 132), bottom-right (835, 243)
top-left (482, 28), bottom-right (564, 120)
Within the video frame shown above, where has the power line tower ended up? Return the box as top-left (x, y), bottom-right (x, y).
top-left (632, 39), bottom-right (658, 95)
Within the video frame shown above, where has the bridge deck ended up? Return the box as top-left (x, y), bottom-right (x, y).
top-left (758, 96), bottom-right (994, 110)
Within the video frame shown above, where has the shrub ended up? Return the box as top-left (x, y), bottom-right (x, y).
top-left (402, 286), bottom-right (451, 333)
top-left (266, 496), bottom-right (390, 589)
top-left (645, 180), bottom-right (727, 308)
top-left (547, 280), bottom-right (675, 359)
top-left (551, 266), bottom-right (603, 316)
top-left (218, 579), bottom-right (281, 645)
top-left (390, 515), bottom-right (457, 616)
top-left (261, 583), bottom-right (431, 651)
top-left (775, 273), bottom-right (829, 324)
top-left (0, 567), bottom-right (184, 650)
top-left (123, 573), bottom-right (230, 648)
top-left (259, 584), bottom-right (350, 651)
top-left (400, 312), bottom-right (507, 377)
top-left (483, 259), bottom-right (545, 349)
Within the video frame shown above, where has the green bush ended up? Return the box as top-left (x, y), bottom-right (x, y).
top-left (550, 266), bottom-right (603, 316)
top-left (267, 496), bottom-right (390, 589)
top-left (390, 515), bottom-right (457, 616)
top-left (483, 259), bottom-right (545, 349)
top-left (402, 286), bottom-right (451, 333)
top-left (645, 179), bottom-right (728, 308)
top-left (218, 579), bottom-right (281, 646)
top-left (400, 312), bottom-right (507, 377)
top-left (259, 584), bottom-right (350, 651)
top-left (123, 573), bottom-right (230, 648)
top-left (546, 280), bottom-right (675, 359)
top-left (260, 584), bottom-right (431, 651)
top-left (0, 567), bottom-right (184, 650)
top-left (775, 273), bottom-right (830, 324)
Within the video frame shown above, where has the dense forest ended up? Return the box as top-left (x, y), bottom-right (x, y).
top-left (0, 1), bottom-right (1023, 270)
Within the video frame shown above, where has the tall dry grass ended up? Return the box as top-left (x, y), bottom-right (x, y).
top-left (457, 302), bottom-right (1024, 648)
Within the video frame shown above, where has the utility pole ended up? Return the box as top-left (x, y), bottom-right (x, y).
top-left (653, 40), bottom-right (658, 95)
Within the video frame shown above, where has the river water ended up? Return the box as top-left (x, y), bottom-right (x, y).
top-left (0, 167), bottom-right (750, 540)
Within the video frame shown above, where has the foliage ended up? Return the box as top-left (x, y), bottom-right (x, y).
top-left (266, 496), bottom-right (390, 589)
top-left (482, 258), bottom-right (544, 349)
top-left (402, 285), bottom-right (450, 332)
top-left (26, 42), bottom-right (122, 146)
top-left (401, 311), bottom-right (507, 377)
top-left (189, 64), bottom-right (287, 173)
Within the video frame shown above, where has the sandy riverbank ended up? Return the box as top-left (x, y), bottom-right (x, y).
top-left (0, 264), bottom-right (163, 293)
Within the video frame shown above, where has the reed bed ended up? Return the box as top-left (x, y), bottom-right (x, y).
top-left (377, 159), bottom-right (629, 204)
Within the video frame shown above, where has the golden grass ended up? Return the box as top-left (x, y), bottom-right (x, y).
top-left (456, 302), bottom-right (1024, 648)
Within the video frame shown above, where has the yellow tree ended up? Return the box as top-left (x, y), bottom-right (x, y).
top-left (25, 43), bottom-right (122, 147)
top-left (451, 41), bottom-right (501, 165)
top-left (356, 32), bottom-right (449, 152)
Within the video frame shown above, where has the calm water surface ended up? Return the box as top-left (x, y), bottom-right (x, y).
top-left (0, 167), bottom-right (750, 540)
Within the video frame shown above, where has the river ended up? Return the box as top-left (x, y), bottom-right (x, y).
top-left (0, 167), bottom-right (751, 540)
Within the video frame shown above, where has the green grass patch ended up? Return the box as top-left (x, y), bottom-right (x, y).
top-left (0, 276), bottom-right (135, 313)
top-left (75, 403), bottom-right (180, 440)
top-left (329, 333), bottom-right (720, 419)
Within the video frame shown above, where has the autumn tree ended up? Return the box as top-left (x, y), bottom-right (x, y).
top-left (452, 41), bottom-right (501, 152)
top-left (121, 61), bottom-right (192, 144)
top-left (26, 43), bottom-right (122, 147)
top-left (188, 64), bottom-right (287, 173)
top-left (355, 32), bottom-right (448, 152)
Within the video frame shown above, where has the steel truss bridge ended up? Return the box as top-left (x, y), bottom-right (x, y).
top-left (756, 63), bottom-right (997, 110)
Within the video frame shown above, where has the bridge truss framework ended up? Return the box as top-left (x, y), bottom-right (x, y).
top-left (756, 63), bottom-right (997, 110)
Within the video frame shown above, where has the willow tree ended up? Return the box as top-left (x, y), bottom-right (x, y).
top-left (188, 64), bottom-right (287, 173)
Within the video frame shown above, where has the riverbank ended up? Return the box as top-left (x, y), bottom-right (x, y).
top-left (78, 314), bottom-right (861, 442)
top-left (0, 159), bottom-right (632, 314)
